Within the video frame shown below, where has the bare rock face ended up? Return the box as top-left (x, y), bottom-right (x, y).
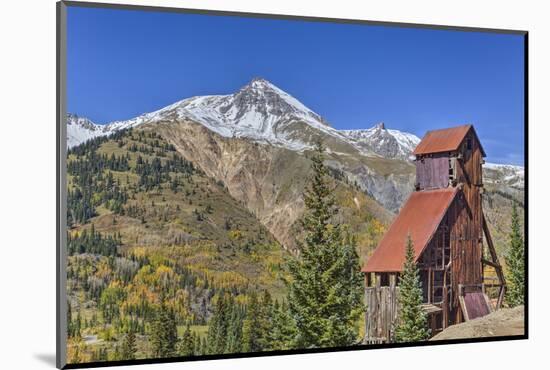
top-left (153, 118), bottom-right (310, 250)
top-left (150, 118), bottom-right (397, 250)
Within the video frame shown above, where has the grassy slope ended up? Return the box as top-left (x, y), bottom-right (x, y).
top-left (66, 130), bottom-right (288, 362)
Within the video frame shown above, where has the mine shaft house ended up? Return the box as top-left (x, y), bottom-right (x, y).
top-left (362, 125), bottom-right (505, 343)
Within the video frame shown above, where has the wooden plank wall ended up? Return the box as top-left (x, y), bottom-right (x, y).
top-left (455, 130), bottom-right (484, 254)
top-left (416, 153), bottom-right (450, 190)
top-left (447, 192), bottom-right (483, 323)
top-left (364, 286), bottom-right (399, 343)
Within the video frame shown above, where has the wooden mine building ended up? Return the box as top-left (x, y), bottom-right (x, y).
top-left (362, 124), bottom-right (505, 342)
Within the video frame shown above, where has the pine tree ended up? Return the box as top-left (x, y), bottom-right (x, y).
top-left (74, 310), bottom-right (82, 338)
top-left (269, 299), bottom-right (296, 350)
top-left (206, 292), bottom-right (229, 354)
top-left (324, 231), bottom-right (364, 344)
top-left (179, 323), bottom-right (195, 357)
top-left (150, 302), bottom-right (178, 358)
top-left (242, 292), bottom-right (263, 352)
top-left (394, 234), bottom-right (429, 343)
top-left (225, 302), bottom-right (244, 354)
top-left (67, 300), bottom-right (73, 338)
top-left (121, 330), bottom-right (137, 360)
top-left (286, 141), bottom-right (364, 348)
top-left (505, 202), bottom-right (525, 307)
top-left (259, 290), bottom-right (274, 350)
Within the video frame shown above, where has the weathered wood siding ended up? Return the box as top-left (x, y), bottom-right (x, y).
top-left (416, 153), bottom-right (450, 190)
top-left (364, 286), bottom-right (399, 343)
top-left (455, 130), bottom-right (484, 248)
top-left (447, 191), bottom-right (483, 323)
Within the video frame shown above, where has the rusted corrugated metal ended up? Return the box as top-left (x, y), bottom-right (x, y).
top-left (362, 188), bottom-right (458, 273)
top-left (413, 124), bottom-right (485, 156)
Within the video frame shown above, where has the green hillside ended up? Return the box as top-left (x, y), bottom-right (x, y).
top-left (66, 129), bottom-right (287, 362)
top-left (66, 127), bottom-right (390, 363)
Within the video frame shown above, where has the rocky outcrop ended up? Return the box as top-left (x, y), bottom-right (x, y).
top-left (150, 118), bottom-right (394, 250)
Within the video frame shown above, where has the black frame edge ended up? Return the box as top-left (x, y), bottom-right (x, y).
top-left (62, 0), bottom-right (528, 35)
top-left (57, 1), bottom-right (68, 368)
top-left (63, 334), bottom-right (527, 369)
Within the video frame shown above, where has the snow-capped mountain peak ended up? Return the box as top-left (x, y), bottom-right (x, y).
top-left (66, 78), bottom-right (417, 159)
top-left (340, 123), bottom-right (421, 160)
top-left (66, 113), bottom-right (113, 147)
top-left (232, 77), bottom-right (329, 126)
top-left (67, 78), bottom-right (342, 150)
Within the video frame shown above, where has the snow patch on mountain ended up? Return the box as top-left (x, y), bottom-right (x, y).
top-left (341, 122), bottom-right (421, 160)
top-left (484, 163), bottom-right (524, 188)
top-left (66, 113), bottom-right (114, 148)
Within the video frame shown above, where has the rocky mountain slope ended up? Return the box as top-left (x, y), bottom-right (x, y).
top-left (67, 77), bottom-right (524, 255)
top-left (147, 118), bottom-right (392, 253)
top-left (66, 78), bottom-right (422, 161)
top-left (66, 78), bottom-right (423, 211)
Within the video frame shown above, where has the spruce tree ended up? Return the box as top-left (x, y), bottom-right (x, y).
top-left (242, 292), bottom-right (263, 352)
top-left (179, 323), bottom-right (195, 357)
top-left (121, 330), bottom-right (137, 360)
top-left (394, 234), bottom-right (429, 343)
top-left (67, 300), bottom-right (73, 338)
top-left (286, 141), bottom-right (364, 348)
top-left (269, 299), bottom-right (296, 350)
top-left (206, 292), bottom-right (229, 354)
top-left (74, 310), bottom-right (82, 338)
top-left (505, 202), bottom-right (525, 307)
top-left (150, 302), bottom-right (178, 358)
top-left (225, 302), bottom-right (244, 353)
top-left (259, 290), bottom-right (274, 350)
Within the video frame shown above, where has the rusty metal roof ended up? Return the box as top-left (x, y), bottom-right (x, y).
top-left (413, 124), bottom-right (485, 156)
top-left (362, 187), bottom-right (458, 273)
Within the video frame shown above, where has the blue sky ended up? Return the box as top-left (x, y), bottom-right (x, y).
top-left (67, 6), bottom-right (525, 165)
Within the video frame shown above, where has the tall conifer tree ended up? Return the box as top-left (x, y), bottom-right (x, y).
top-left (242, 292), bottom-right (263, 352)
top-left (505, 202), bottom-right (525, 307)
top-left (286, 141), bottom-right (363, 348)
top-left (121, 330), bottom-right (137, 360)
top-left (206, 292), bottom-right (229, 354)
top-left (269, 299), bottom-right (296, 350)
top-left (150, 302), bottom-right (178, 358)
top-left (179, 323), bottom-right (195, 357)
top-left (394, 235), bottom-right (429, 343)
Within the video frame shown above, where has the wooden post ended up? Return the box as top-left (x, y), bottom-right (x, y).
top-left (482, 215), bottom-right (506, 309)
top-left (428, 268), bottom-right (432, 304)
top-left (389, 273), bottom-right (396, 288)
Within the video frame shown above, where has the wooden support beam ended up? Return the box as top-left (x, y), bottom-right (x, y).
top-left (481, 258), bottom-right (500, 269)
top-left (428, 267), bottom-right (432, 304)
top-left (389, 273), bottom-right (396, 289)
top-left (482, 215), bottom-right (506, 309)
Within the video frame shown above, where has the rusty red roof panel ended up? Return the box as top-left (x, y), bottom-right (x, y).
top-left (413, 124), bottom-right (476, 155)
top-left (362, 187), bottom-right (458, 273)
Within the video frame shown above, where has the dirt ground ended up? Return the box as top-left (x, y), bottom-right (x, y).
top-left (430, 306), bottom-right (525, 340)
